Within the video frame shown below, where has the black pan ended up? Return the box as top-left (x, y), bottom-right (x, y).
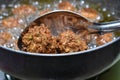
top-left (0, 0), bottom-right (120, 80)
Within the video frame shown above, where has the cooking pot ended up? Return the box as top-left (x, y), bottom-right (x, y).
top-left (0, 0), bottom-right (120, 80)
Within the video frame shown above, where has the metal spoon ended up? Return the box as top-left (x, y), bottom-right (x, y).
top-left (28, 10), bottom-right (120, 33)
top-left (18, 10), bottom-right (120, 49)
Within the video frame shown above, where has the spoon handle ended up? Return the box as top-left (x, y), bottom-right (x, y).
top-left (89, 20), bottom-right (120, 33)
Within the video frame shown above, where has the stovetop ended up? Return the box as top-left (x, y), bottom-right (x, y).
top-left (0, 71), bottom-right (5, 80)
top-left (0, 71), bottom-right (98, 80)
top-left (0, 71), bottom-right (20, 80)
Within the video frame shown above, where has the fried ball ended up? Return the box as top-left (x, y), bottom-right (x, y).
top-left (22, 24), bottom-right (57, 53)
top-left (96, 33), bottom-right (113, 46)
top-left (1, 17), bottom-right (22, 28)
top-left (0, 32), bottom-right (12, 45)
top-left (12, 5), bottom-right (37, 16)
top-left (57, 30), bottom-right (88, 53)
top-left (58, 1), bottom-right (76, 11)
top-left (78, 8), bottom-right (100, 21)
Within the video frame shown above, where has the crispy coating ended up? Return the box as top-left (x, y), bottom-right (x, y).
top-left (78, 8), bottom-right (99, 21)
top-left (0, 32), bottom-right (12, 45)
top-left (57, 30), bottom-right (88, 53)
top-left (12, 5), bottom-right (37, 16)
top-left (21, 24), bottom-right (88, 53)
top-left (22, 24), bottom-right (57, 53)
top-left (58, 1), bottom-right (76, 11)
top-left (1, 17), bottom-right (22, 28)
top-left (96, 33), bottom-right (113, 46)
